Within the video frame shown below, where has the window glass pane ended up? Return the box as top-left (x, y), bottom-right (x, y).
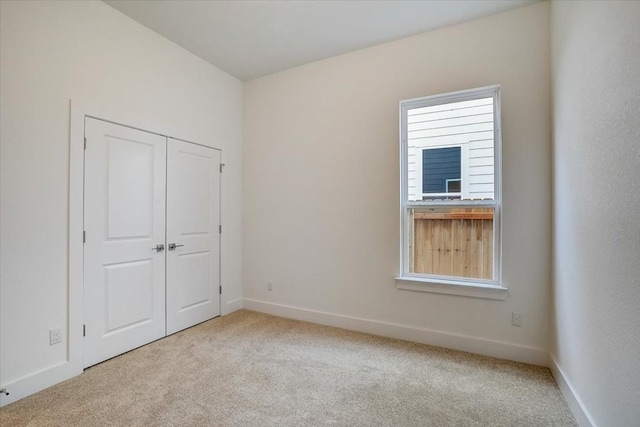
top-left (406, 97), bottom-right (495, 202)
top-left (408, 207), bottom-right (494, 280)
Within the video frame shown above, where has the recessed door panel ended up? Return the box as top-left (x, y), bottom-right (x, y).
top-left (178, 152), bottom-right (211, 235)
top-left (105, 260), bottom-right (153, 333)
top-left (84, 118), bottom-right (166, 368)
top-left (177, 251), bottom-right (212, 312)
top-left (166, 139), bottom-right (220, 335)
top-left (106, 138), bottom-right (154, 239)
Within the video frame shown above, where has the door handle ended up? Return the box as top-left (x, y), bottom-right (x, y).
top-left (168, 243), bottom-right (184, 251)
top-left (152, 244), bottom-right (165, 252)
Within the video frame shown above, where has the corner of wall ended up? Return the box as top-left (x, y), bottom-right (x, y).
top-left (223, 298), bottom-right (244, 315)
top-left (549, 356), bottom-right (597, 427)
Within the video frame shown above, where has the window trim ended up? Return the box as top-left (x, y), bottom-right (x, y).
top-left (397, 85), bottom-right (505, 296)
top-left (396, 276), bottom-right (508, 300)
top-left (445, 179), bottom-right (461, 194)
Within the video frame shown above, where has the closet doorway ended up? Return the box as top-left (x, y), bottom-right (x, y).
top-left (83, 118), bottom-right (221, 368)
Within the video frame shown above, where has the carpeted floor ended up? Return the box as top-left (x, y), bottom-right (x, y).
top-left (0, 310), bottom-right (576, 426)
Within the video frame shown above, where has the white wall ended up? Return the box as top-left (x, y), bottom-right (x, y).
top-left (244, 3), bottom-right (551, 363)
top-left (551, 1), bottom-right (640, 426)
top-left (0, 0), bottom-right (242, 405)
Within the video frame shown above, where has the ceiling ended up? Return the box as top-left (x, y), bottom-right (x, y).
top-left (105, 0), bottom-right (538, 81)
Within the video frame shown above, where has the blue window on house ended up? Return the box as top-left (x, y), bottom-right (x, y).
top-left (422, 147), bottom-right (461, 196)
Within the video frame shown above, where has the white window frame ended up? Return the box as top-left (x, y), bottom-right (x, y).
top-left (396, 85), bottom-right (506, 300)
top-left (445, 179), bottom-right (461, 194)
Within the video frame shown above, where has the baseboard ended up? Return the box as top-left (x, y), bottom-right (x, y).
top-left (242, 298), bottom-right (548, 366)
top-left (2, 299), bottom-right (244, 407)
top-left (549, 356), bottom-right (596, 427)
top-left (0, 361), bottom-right (81, 408)
top-left (223, 298), bottom-right (243, 315)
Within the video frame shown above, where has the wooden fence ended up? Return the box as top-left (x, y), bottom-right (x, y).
top-left (409, 208), bottom-right (493, 280)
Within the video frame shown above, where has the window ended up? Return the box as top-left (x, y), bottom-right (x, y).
top-left (422, 147), bottom-right (461, 199)
top-left (399, 86), bottom-right (502, 293)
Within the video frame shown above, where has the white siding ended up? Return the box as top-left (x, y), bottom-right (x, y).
top-left (407, 98), bottom-right (495, 201)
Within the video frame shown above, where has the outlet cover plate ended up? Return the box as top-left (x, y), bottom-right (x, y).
top-left (511, 312), bottom-right (523, 327)
top-left (49, 328), bottom-right (62, 345)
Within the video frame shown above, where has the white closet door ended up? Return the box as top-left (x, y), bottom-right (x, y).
top-left (166, 139), bottom-right (221, 335)
top-left (83, 118), bottom-right (167, 368)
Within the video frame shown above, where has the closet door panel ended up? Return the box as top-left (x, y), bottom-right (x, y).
top-left (166, 139), bottom-right (221, 335)
top-left (83, 118), bottom-right (167, 368)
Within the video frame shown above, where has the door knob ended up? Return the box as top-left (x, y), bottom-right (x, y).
top-left (168, 243), bottom-right (184, 251)
top-left (152, 244), bottom-right (165, 252)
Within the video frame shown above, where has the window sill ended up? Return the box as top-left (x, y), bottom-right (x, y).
top-left (395, 276), bottom-right (508, 300)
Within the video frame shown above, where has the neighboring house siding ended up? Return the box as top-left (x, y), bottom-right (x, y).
top-left (407, 97), bottom-right (495, 200)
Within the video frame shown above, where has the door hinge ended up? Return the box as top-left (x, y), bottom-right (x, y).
top-left (84, 137), bottom-right (87, 150)
top-left (219, 225), bottom-right (222, 234)
top-left (219, 163), bottom-right (225, 173)
top-left (219, 285), bottom-right (222, 295)
top-left (83, 231), bottom-right (86, 243)
top-left (83, 324), bottom-right (86, 337)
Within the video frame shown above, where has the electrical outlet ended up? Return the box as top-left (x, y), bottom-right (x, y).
top-left (49, 328), bottom-right (62, 345)
top-left (511, 312), bottom-right (523, 327)
top-left (267, 281), bottom-right (273, 291)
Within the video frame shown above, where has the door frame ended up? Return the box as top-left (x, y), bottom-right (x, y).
top-left (69, 100), bottom-right (222, 373)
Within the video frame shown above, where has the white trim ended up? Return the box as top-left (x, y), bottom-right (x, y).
top-left (461, 141), bottom-right (470, 197)
top-left (406, 199), bottom-right (496, 208)
top-left (401, 85), bottom-right (501, 109)
top-left (242, 298), bottom-right (548, 366)
top-left (0, 361), bottom-right (80, 407)
top-left (549, 356), bottom-right (597, 427)
top-left (395, 276), bottom-right (508, 300)
top-left (223, 298), bottom-right (244, 315)
top-left (414, 144), bottom-right (423, 198)
top-left (492, 88), bottom-right (502, 282)
top-left (399, 103), bottom-right (410, 275)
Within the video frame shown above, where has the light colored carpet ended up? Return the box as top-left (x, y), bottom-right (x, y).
top-left (0, 310), bottom-right (576, 426)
